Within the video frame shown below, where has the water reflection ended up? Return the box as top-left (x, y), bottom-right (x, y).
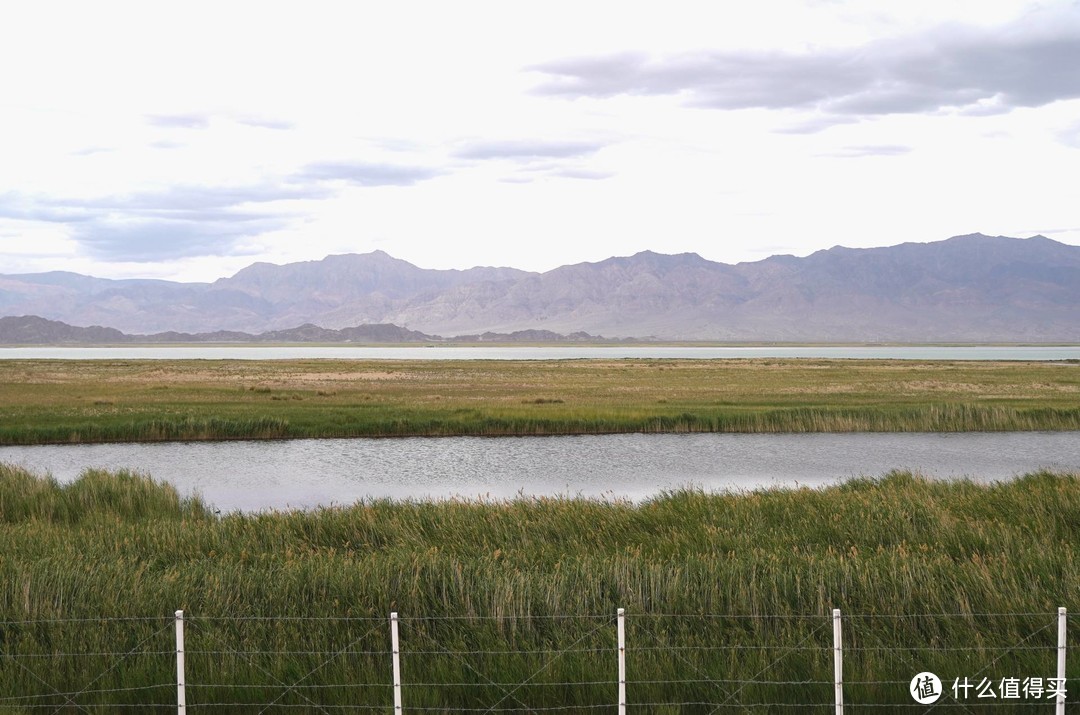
top-left (1, 431), bottom-right (1077, 512)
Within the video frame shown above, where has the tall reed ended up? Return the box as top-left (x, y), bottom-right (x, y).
top-left (1, 465), bottom-right (1077, 712)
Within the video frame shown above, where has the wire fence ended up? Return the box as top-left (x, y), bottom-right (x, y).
top-left (0, 609), bottom-right (1073, 713)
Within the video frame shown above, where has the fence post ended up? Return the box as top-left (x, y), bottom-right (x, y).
top-left (617, 608), bottom-right (626, 715)
top-left (175, 610), bottom-right (186, 714)
top-left (391, 612), bottom-right (402, 715)
top-left (1057, 607), bottom-right (1066, 715)
top-left (832, 609), bottom-right (843, 715)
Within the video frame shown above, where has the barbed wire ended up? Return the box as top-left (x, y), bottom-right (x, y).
top-left (1, 609), bottom-right (1070, 712)
top-left (402, 646), bottom-right (611, 656)
top-left (10, 642), bottom-right (1056, 657)
top-left (0, 616), bottom-right (171, 625)
top-left (189, 615), bottom-right (387, 622)
top-left (845, 645), bottom-right (1055, 652)
top-left (398, 613), bottom-right (614, 621)
top-left (0, 684), bottom-right (172, 703)
top-left (840, 612), bottom-right (1062, 619)
top-left (191, 704), bottom-right (610, 711)
top-left (1, 610), bottom-right (1066, 626)
top-left (186, 648), bottom-right (391, 656)
top-left (187, 682), bottom-right (393, 690)
top-left (854, 704), bottom-right (1061, 709)
top-left (7, 705), bottom-right (173, 711)
top-left (406, 680), bottom-right (616, 688)
top-left (1, 650), bottom-right (175, 659)
top-left (632, 704), bottom-right (831, 710)
top-left (630, 643), bottom-right (830, 651)
top-left (631, 678), bottom-right (833, 686)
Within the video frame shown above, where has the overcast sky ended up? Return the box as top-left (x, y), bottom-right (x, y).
top-left (2, 0), bottom-right (1078, 282)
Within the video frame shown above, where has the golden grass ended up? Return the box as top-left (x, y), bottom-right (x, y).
top-left (0, 358), bottom-right (1077, 443)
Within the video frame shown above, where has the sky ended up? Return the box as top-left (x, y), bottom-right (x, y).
top-left (1, 0), bottom-right (1079, 282)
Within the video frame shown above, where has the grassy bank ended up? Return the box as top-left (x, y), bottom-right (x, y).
top-left (1, 358), bottom-right (1079, 443)
top-left (2, 465), bottom-right (1078, 711)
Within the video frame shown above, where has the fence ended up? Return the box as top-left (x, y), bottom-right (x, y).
top-left (0, 609), bottom-right (1072, 713)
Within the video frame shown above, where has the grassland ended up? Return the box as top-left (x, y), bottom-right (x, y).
top-left (1, 357), bottom-right (1078, 443)
top-left (1, 465), bottom-right (1078, 712)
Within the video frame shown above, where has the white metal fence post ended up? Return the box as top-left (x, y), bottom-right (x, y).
top-left (1057, 607), bottom-right (1067, 715)
top-left (617, 608), bottom-right (626, 715)
top-left (391, 612), bottom-right (402, 715)
top-left (175, 610), bottom-right (186, 714)
top-left (833, 609), bottom-right (843, 715)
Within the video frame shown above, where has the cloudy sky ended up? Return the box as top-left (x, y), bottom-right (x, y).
top-left (2, 0), bottom-right (1078, 282)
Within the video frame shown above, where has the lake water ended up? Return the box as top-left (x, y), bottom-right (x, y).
top-left (1, 432), bottom-right (1077, 511)
top-left (0, 345), bottom-right (1077, 360)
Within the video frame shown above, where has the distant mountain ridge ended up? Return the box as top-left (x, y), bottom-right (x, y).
top-left (0, 315), bottom-right (613, 345)
top-left (1, 234), bottom-right (1078, 341)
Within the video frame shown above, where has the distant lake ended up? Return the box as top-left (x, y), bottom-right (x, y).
top-left (0, 345), bottom-right (1077, 360)
top-left (2, 431), bottom-right (1077, 511)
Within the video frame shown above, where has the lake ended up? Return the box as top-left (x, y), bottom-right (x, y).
top-left (0, 345), bottom-right (1077, 360)
top-left (1, 431), bottom-right (1077, 511)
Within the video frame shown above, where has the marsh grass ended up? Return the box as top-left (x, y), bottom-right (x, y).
top-left (1, 358), bottom-right (1078, 443)
top-left (1, 465), bottom-right (1078, 711)
top-left (0, 416), bottom-right (291, 445)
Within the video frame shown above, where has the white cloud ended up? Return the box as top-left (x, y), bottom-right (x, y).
top-left (530, 17), bottom-right (1080, 123)
top-left (821, 144), bottom-right (913, 158)
top-left (453, 139), bottom-right (608, 161)
top-left (0, 0), bottom-right (1075, 280)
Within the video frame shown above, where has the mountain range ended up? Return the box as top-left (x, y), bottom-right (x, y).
top-left (2, 233), bottom-right (1078, 342)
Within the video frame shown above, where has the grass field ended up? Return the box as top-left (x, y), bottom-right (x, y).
top-left (1, 465), bottom-right (1078, 712)
top-left (1, 357), bottom-right (1079, 443)
top-left (3, 357), bottom-right (1078, 710)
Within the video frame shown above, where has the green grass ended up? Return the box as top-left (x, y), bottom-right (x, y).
top-left (1, 358), bottom-right (1079, 443)
top-left (2, 465), bottom-right (1078, 712)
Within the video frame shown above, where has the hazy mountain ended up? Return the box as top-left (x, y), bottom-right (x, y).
top-left (389, 250), bottom-right (752, 338)
top-left (0, 272), bottom-right (219, 334)
top-left (0, 316), bottom-right (610, 345)
top-left (718, 233), bottom-right (1080, 341)
top-left (0, 252), bottom-right (531, 334)
top-left (0, 315), bottom-right (129, 344)
top-left (381, 234), bottom-right (1080, 340)
top-left (1, 234), bottom-right (1077, 341)
top-left (207, 251), bottom-right (534, 331)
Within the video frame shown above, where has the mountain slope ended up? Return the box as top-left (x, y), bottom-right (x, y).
top-left (383, 234), bottom-right (1080, 340)
top-left (387, 250), bottom-right (752, 337)
top-left (0, 252), bottom-right (532, 334)
top-left (0, 315), bottom-right (129, 344)
top-left (1, 234), bottom-right (1077, 341)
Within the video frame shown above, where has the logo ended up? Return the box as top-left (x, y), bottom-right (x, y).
top-left (911, 672), bottom-right (943, 704)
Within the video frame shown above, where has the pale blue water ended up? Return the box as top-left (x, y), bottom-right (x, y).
top-left (0, 345), bottom-right (1077, 360)
top-left (1, 431), bottom-right (1076, 512)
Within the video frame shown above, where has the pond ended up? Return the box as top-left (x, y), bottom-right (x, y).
top-left (1, 431), bottom-right (1077, 511)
